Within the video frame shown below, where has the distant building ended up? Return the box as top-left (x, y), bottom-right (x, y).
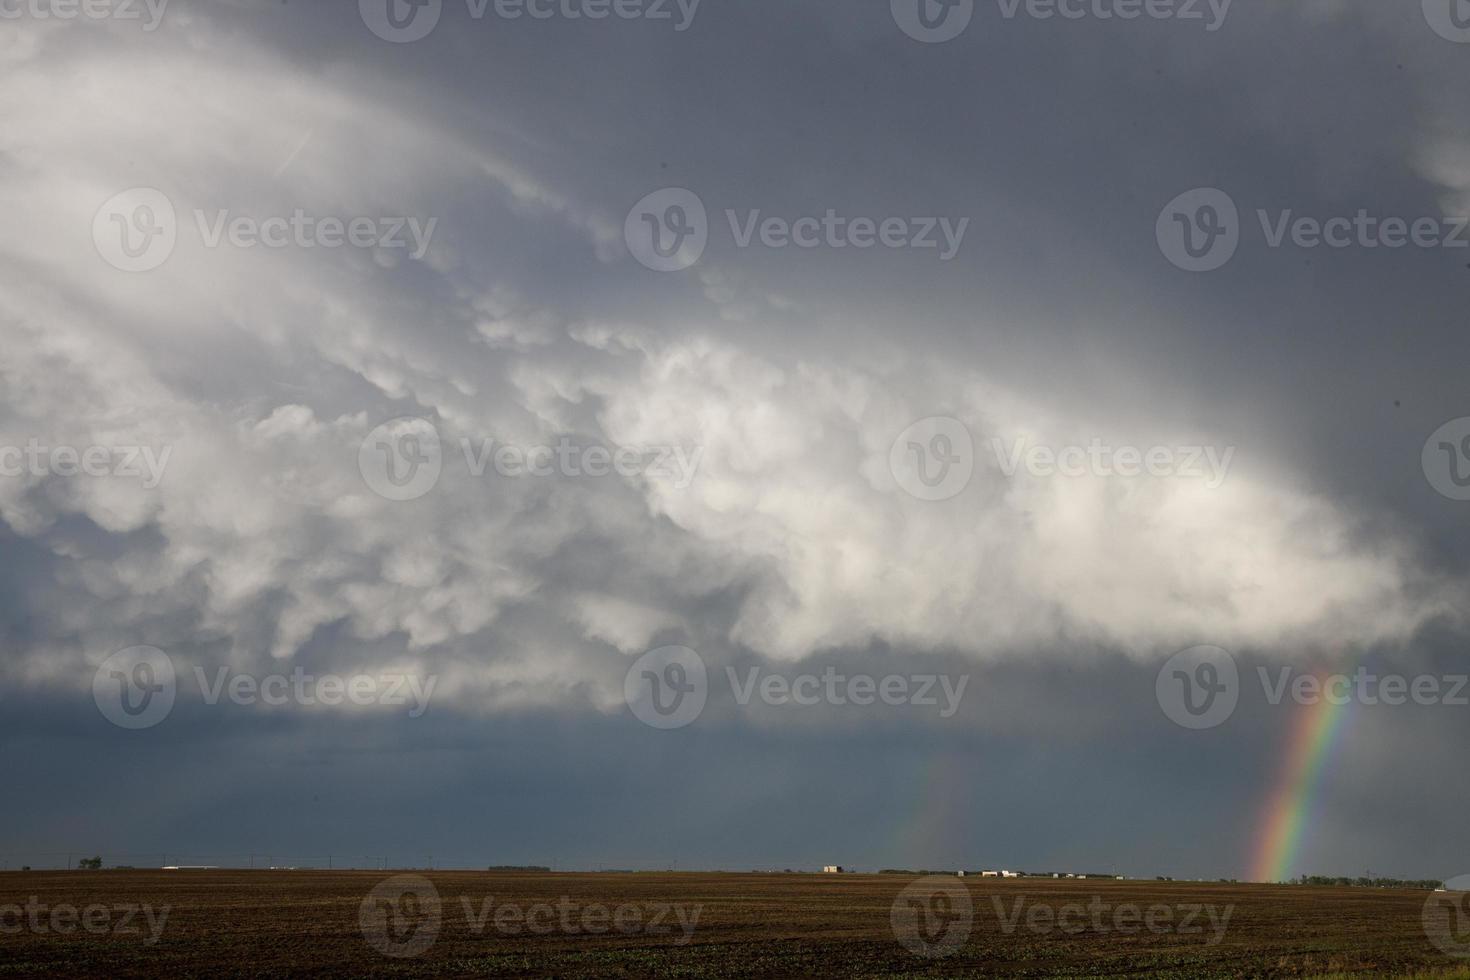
top-left (1001, 870), bottom-right (1020, 878)
top-left (956, 870), bottom-right (966, 877)
top-left (981, 870), bottom-right (999, 877)
top-left (822, 865), bottom-right (843, 874)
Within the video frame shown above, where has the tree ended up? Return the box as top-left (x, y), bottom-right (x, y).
top-left (76, 856), bottom-right (102, 870)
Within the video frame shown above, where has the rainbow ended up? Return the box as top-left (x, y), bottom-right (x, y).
top-left (1250, 671), bottom-right (1353, 883)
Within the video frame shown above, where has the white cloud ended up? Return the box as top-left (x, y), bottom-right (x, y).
top-left (0, 12), bottom-right (1461, 722)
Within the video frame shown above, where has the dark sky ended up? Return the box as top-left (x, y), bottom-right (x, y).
top-left (2, 0), bottom-right (1469, 881)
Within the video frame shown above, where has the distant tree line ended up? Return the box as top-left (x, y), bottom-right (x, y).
top-left (1295, 875), bottom-right (1442, 890)
top-left (486, 866), bottom-right (551, 872)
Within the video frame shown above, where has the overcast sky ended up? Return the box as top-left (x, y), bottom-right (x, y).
top-left (3, 0), bottom-right (1470, 880)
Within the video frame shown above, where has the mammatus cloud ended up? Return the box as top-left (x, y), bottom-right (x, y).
top-left (0, 8), bottom-right (1464, 726)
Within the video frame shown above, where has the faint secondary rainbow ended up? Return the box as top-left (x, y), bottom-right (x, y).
top-left (1250, 672), bottom-right (1353, 883)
